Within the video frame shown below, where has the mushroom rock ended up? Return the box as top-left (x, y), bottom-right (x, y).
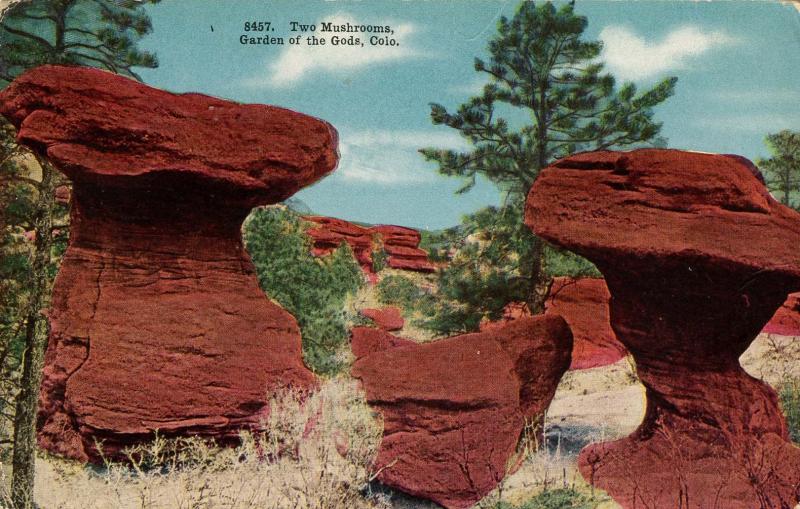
top-left (352, 315), bottom-right (572, 509)
top-left (526, 149), bottom-right (800, 509)
top-left (545, 277), bottom-right (627, 370)
top-left (359, 306), bottom-right (405, 331)
top-left (763, 292), bottom-right (800, 336)
top-left (0, 65), bottom-right (336, 462)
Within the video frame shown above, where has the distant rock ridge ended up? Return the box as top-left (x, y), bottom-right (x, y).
top-left (0, 65), bottom-right (332, 462)
top-left (304, 215), bottom-right (436, 274)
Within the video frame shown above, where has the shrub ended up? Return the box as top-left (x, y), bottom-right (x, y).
top-left (779, 378), bottom-right (800, 443)
top-left (376, 274), bottom-right (422, 310)
top-left (243, 207), bottom-right (364, 375)
top-left (371, 247), bottom-right (387, 273)
top-left (37, 379), bottom-right (388, 509)
top-left (492, 488), bottom-right (594, 509)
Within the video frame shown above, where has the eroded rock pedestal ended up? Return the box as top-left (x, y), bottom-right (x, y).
top-left (527, 149), bottom-right (800, 508)
top-left (351, 316), bottom-right (572, 509)
top-left (545, 277), bottom-right (626, 370)
top-left (0, 65), bottom-right (338, 462)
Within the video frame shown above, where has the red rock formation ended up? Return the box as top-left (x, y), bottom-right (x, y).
top-left (359, 306), bottom-right (404, 331)
top-left (370, 224), bottom-right (420, 248)
top-left (545, 277), bottom-right (627, 370)
top-left (305, 215), bottom-right (375, 269)
top-left (304, 216), bottom-right (436, 274)
top-left (764, 292), bottom-right (800, 336)
top-left (0, 65), bottom-right (336, 462)
top-left (352, 315), bottom-right (572, 509)
top-left (527, 149), bottom-right (800, 509)
top-left (373, 224), bottom-right (436, 272)
top-left (350, 326), bottom-right (416, 358)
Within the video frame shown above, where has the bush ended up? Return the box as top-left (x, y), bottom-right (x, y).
top-left (492, 488), bottom-right (594, 509)
top-left (779, 378), bottom-right (800, 443)
top-left (376, 274), bottom-right (423, 310)
top-left (244, 207), bottom-right (364, 375)
top-left (371, 247), bottom-right (387, 273)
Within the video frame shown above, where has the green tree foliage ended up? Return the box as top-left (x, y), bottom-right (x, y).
top-left (416, 201), bottom-right (600, 335)
top-left (0, 0), bottom-right (159, 83)
top-left (244, 207), bottom-right (364, 375)
top-left (758, 130), bottom-right (800, 209)
top-left (376, 274), bottom-right (435, 313)
top-left (0, 2), bottom-right (159, 506)
top-left (420, 1), bottom-right (675, 331)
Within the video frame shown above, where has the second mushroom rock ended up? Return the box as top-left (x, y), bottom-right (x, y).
top-left (0, 65), bottom-right (338, 462)
top-left (527, 149), bottom-right (800, 509)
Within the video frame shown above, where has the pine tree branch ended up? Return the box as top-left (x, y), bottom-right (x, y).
top-left (64, 27), bottom-right (100, 38)
top-left (0, 24), bottom-right (55, 50)
top-left (68, 51), bottom-right (118, 73)
top-left (0, 175), bottom-right (41, 188)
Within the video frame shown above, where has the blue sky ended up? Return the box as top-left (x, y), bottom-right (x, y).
top-left (137, 1), bottom-right (800, 230)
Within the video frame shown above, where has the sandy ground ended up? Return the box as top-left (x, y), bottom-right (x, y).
top-left (490, 332), bottom-right (800, 509)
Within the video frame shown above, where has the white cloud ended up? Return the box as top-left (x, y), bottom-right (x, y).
top-left (334, 129), bottom-right (468, 185)
top-left (599, 25), bottom-right (736, 81)
top-left (244, 13), bottom-right (419, 88)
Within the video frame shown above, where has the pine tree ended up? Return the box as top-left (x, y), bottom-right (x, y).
top-left (0, 0), bottom-right (159, 84)
top-left (0, 2), bottom-right (159, 506)
top-left (758, 130), bottom-right (800, 209)
top-left (421, 1), bottom-right (676, 323)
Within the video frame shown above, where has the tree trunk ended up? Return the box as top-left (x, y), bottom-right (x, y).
top-left (526, 235), bottom-right (552, 315)
top-left (11, 157), bottom-right (55, 509)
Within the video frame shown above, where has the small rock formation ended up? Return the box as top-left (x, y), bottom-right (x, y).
top-left (0, 65), bottom-right (337, 462)
top-left (545, 277), bottom-right (627, 370)
top-left (527, 149), bottom-right (800, 509)
top-left (373, 224), bottom-right (436, 272)
top-left (352, 315), bottom-right (572, 509)
top-left (350, 326), bottom-right (416, 358)
top-left (304, 216), bottom-right (436, 274)
top-left (359, 306), bottom-right (404, 331)
top-left (305, 215), bottom-right (376, 269)
top-left (764, 292), bottom-right (800, 336)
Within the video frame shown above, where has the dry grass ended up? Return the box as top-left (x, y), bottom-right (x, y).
top-left (26, 377), bottom-right (389, 509)
top-left (346, 269), bottom-right (438, 344)
top-left (741, 333), bottom-right (800, 387)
